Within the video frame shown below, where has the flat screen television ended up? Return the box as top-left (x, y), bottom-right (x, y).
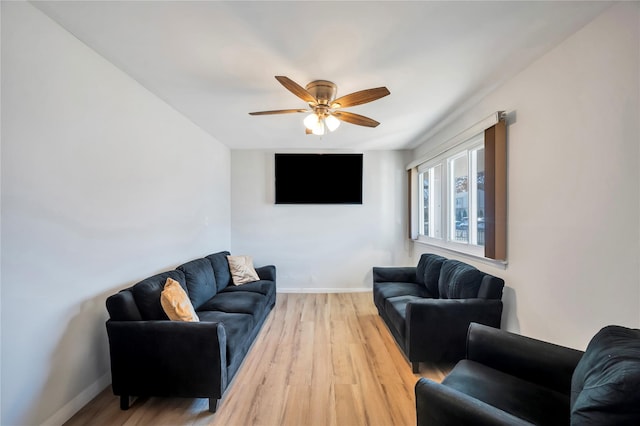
top-left (275, 153), bottom-right (363, 204)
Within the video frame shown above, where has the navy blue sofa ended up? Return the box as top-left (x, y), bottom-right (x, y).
top-left (105, 251), bottom-right (276, 412)
top-left (373, 253), bottom-right (504, 371)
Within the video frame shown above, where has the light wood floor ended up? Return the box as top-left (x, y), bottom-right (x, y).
top-left (64, 293), bottom-right (451, 426)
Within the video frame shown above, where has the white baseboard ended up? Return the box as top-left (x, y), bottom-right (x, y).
top-left (43, 372), bottom-right (111, 426)
top-left (277, 287), bottom-right (371, 293)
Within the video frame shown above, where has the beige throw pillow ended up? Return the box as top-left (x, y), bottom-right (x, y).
top-left (160, 278), bottom-right (199, 322)
top-left (227, 255), bottom-right (260, 285)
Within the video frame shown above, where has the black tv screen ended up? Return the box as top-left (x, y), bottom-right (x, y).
top-left (275, 153), bottom-right (363, 204)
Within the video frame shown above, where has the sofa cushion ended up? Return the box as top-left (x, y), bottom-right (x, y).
top-left (177, 258), bottom-right (217, 310)
top-left (160, 278), bottom-right (199, 322)
top-left (422, 254), bottom-right (447, 297)
top-left (106, 289), bottom-right (143, 321)
top-left (571, 325), bottom-right (640, 425)
top-left (131, 270), bottom-right (186, 320)
top-left (197, 311), bottom-right (255, 366)
top-left (198, 291), bottom-right (267, 320)
top-left (206, 251), bottom-right (232, 292)
top-left (219, 279), bottom-right (275, 299)
top-left (438, 260), bottom-right (483, 299)
top-left (444, 359), bottom-right (570, 425)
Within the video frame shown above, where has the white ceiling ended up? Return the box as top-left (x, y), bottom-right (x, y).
top-left (33, 1), bottom-right (611, 151)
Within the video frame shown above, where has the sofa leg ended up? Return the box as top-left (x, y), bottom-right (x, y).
top-left (120, 395), bottom-right (131, 410)
top-left (412, 362), bottom-right (420, 374)
top-left (208, 398), bottom-right (218, 413)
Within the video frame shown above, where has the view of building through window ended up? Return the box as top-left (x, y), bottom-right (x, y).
top-left (418, 139), bottom-right (484, 247)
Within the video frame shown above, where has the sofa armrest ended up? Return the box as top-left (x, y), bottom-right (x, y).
top-left (255, 265), bottom-right (276, 282)
top-left (406, 299), bottom-right (503, 362)
top-left (415, 378), bottom-right (533, 426)
top-left (466, 323), bottom-right (584, 395)
top-left (106, 320), bottom-right (228, 398)
top-left (373, 266), bottom-right (417, 284)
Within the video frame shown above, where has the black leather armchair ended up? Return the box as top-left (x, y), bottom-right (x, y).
top-left (416, 323), bottom-right (640, 425)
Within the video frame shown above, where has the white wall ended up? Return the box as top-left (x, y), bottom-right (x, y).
top-left (231, 150), bottom-right (412, 291)
top-left (412, 2), bottom-right (640, 350)
top-left (0, 3), bottom-right (231, 425)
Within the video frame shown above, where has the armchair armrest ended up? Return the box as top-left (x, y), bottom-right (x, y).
top-left (255, 264), bottom-right (276, 282)
top-left (373, 266), bottom-right (417, 284)
top-left (466, 323), bottom-right (584, 394)
top-left (415, 378), bottom-right (533, 426)
top-left (406, 299), bottom-right (503, 362)
top-left (106, 320), bottom-right (227, 398)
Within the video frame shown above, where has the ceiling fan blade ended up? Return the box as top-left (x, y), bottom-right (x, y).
top-left (249, 109), bottom-right (308, 115)
top-left (331, 87), bottom-right (390, 108)
top-left (332, 111), bottom-right (380, 128)
top-left (275, 76), bottom-right (317, 104)
top-left (305, 128), bottom-right (313, 135)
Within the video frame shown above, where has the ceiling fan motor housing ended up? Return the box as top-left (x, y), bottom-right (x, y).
top-left (305, 80), bottom-right (337, 105)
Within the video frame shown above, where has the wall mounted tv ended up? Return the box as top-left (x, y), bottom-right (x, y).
top-left (275, 153), bottom-right (363, 204)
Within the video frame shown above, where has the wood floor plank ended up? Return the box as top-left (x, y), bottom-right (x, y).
top-left (64, 293), bottom-right (450, 426)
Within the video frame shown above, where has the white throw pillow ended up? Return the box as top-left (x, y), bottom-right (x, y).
top-left (227, 255), bottom-right (260, 285)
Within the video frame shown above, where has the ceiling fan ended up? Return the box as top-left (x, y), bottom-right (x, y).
top-left (249, 76), bottom-right (390, 135)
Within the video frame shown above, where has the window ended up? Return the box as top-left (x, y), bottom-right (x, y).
top-left (418, 164), bottom-right (442, 239)
top-left (410, 115), bottom-right (506, 261)
top-left (417, 135), bottom-right (484, 254)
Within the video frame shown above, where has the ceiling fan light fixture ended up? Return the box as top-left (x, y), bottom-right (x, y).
top-left (304, 113), bottom-right (326, 135)
top-left (303, 113), bottom-right (319, 130)
top-left (325, 114), bottom-right (341, 132)
top-left (249, 76), bottom-right (390, 135)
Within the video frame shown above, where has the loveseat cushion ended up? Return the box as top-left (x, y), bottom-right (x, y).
top-left (438, 260), bottom-right (483, 299)
top-left (422, 254), bottom-right (447, 297)
top-left (444, 359), bottom-right (570, 425)
top-left (384, 295), bottom-right (424, 341)
top-left (570, 325), bottom-right (640, 425)
top-left (131, 270), bottom-right (186, 320)
top-left (177, 258), bottom-right (217, 310)
top-left (374, 282), bottom-right (431, 311)
top-left (206, 251), bottom-right (232, 292)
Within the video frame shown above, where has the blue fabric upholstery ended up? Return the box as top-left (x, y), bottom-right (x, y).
top-left (206, 251), bottom-right (232, 292)
top-left (373, 254), bottom-right (503, 365)
top-left (177, 258), bottom-right (217, 310)
top-left (438, 260), bottom-right (484, 299)
top-left (130, 270), bottom-right (186, 320)
top-left (416, 323), bottom-right (640, 426)
top-left (105, 252), bottom-right (276, 413)
top-left (571, 326), bottom-right (640, 425)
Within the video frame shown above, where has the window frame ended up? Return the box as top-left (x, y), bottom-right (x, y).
top-left (408, 113), bottom-right (507, 263)
top-left (417, 134), bottom-right (485, 257)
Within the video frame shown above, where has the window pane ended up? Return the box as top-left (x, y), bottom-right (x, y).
top-left (452, 154), bottom-right (469, 243)
top-left (432, 165), bottom-right (442, 239)
top-left (422, 172), bottom-right (429, 235)
top-left (475, 148), bottom-right (485, 246)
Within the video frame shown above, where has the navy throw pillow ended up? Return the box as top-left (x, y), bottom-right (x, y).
top-left (571, 325), bottom-right (640, 425)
